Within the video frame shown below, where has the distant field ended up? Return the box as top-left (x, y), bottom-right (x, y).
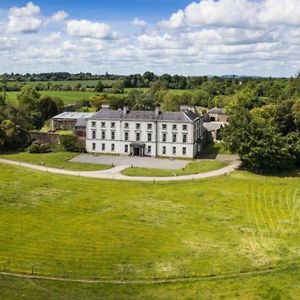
top-left (7, 79), bottom-right (116, 88)
top-left (6, 88), bottom-right (199, 106)
top-left (6, 90), bottom-right (122, 105)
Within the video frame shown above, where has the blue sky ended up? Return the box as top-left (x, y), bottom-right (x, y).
top-left (0, 1), bottom-right (300, 76)
top-left (0, 0), bottom-right (192, 22)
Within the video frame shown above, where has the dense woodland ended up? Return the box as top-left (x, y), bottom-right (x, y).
top-left (0, 72), bottom-right (300, 172)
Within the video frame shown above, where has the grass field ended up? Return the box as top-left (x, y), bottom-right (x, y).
top-left (0, 165), bottom-right (300, 283)
top-left (1, 267), bottom-right (300, 299)
top-left (0, 152), bottom-right (111, 171)
top-left (121, 161), bottom-right (227, 177)
top-left (6, 91), bottom-right (102, 105)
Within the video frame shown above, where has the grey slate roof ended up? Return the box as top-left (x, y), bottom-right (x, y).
top-left (90, 109), bottom-right (199, 122)
top-left (208, 107), bottom-right (226, 114)
top-left (75, 118), bottom-right (87, 128)
top-left (52, 112), bottom-right (96, 120)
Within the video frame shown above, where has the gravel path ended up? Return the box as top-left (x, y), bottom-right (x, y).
top-left (0, 158), bottom-right (240, 182)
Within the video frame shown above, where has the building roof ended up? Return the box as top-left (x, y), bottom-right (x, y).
top-left (90, 109), bottom-right (200, 122)
top-left (203, 122), bottom-right (226, 132)
top-left (75, 118), bottom-right (88, 128)
top-left (52, 112), bottom-right (96, 120)
top-left (208, 107), bottom-right (226, 114)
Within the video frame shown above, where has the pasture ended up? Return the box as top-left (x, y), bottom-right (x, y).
top-left (0, 164), bottom-right (300, 288)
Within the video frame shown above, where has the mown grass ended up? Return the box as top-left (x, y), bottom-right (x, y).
top-left (0, 165), bottom-right (300, 284)
top-left (0, 152), bottom-right (111, 171)
top-left (6, 91), bottom-right (103, 105)
top-left (1, 266), bottom-right (300, 299)
top-left (121, 160), bottom-right (227, 177)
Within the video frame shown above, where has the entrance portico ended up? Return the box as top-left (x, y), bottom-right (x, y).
top-left (130, 143), bottom-right (145, 157)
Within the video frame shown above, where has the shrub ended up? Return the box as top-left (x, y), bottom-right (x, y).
top-left (60, 135), bottom-right (86, 152)
top-left (28, 142), bottom-right (52, 153)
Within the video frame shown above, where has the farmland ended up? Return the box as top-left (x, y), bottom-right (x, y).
top-left (0, 164), bottom-right (300, 298)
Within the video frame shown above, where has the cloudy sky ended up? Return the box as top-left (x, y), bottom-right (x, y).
top-left (0, 0), bottom-right (300, 77)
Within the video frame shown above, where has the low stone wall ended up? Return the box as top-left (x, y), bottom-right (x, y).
top-left (30, 132), bottom-right (60, 145)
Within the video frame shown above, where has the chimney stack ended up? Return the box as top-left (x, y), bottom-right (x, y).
top-left (123, 106), bottom-right (129, 114)
top-left (155, 105), bottom-right (161, 115)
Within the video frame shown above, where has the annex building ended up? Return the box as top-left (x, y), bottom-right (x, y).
top-left (86, 106), bottom-right (204, 158)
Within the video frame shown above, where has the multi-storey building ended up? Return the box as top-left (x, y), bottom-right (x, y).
top-left (86, 106), bottom-right (203, 158)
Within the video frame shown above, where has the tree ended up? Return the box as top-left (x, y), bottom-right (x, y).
top-left (274, 99), bottom-right (296, 135)
top-left (37, 96), bottom-right (60, 121)
top-left (111, 80), bottom-right (125, 94)
top-left (95, 80), bottom-right (104, 93)
top-left (222, 106), bottom-right (295, 172)
top-left (292, 100), bottom-right (300, 130)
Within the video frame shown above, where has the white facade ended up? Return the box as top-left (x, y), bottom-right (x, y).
top-left (86, 108), bottom-right (203, 158)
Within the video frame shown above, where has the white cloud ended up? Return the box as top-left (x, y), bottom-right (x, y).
top-left (7, 2), bottom-right (43, 33)
top-left (66, 19), bottom-right (112, 39)
top-left (41, 32), bottom-right (62, 44)
top-left (184, 0), bottom-right (257, 27)
top-left (257, 0), bottom-right (300, 26)
top-left (131, 18), bottom-right (147, 28)
top-left (157, 10), bottom-right (185, 29)
top-left (51, 10), bottom-right (68, 22)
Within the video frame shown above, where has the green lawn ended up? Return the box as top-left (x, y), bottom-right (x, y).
top-left (0, 164), bottom-right (300, 286)
top-left (0, 152), bottom-right (111, 171)
top-left (121, 160), bottom-right (227, 177)
top-left (1, 267), bottom-right (300, 299)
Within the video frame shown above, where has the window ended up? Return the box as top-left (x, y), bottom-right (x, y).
top-left (172, 124), bottom-right (177, 130)
top-left (125, 145), bottom-right (128, 153)
top-left (125, 132), bottom-right (129, 141)
top-left (162, 124), bottom-right (167, 130)
top-left (172, 134), bottom-right (177, 143)
top-left (101, 122), bottom-right (105, 128)
top-left (148, 146), bottom-right (152, 153)
top-left (92, 121), bottom-right (96, 127)
top-left (111, 144), bottom-right (115, 151)
top-left (136, 132), bottom-right (140, 141)
top-left (111, 122), bottom-right (115, 128)
top-left (162, 133), bottom-right (167, 142)
top-left (124, 122), bottom-right (129, 129)
top-left (101, 143), bottom-right (105, 151)
top-left (111, 131), bottom-right (115, 140)
top-left (92, 143), bottom-right (96, 150)
top-left (147, 123), bottom-right (152, 130)
top-left (183, 124), bottom-right (187, 131)
top-left (101, 131), bottom-right (106, 140)
top-left (172, 146), bottom-right (176, 155)
top-left (148, 133), bottom-right (152, 142)
top-left (92, 130), bottom-right (96, 139)
top-left (162, 146), bottom-right (166, 155)
top-left (136, 123), bottom-right (141, 129)
top-left (183, 134), bottom-right (187, 143)
top-left (182, 147), bottom-right (186, 156)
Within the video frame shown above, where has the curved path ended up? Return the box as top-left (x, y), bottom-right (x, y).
top-left (0, 262), bottom-right (294, 285)
top-left (0, 158), bottom-right (240, 182)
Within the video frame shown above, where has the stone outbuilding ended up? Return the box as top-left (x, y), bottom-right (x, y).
top-left (208, 107), bottom-right (228, 122)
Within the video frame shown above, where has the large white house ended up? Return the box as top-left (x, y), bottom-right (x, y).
top-left (85, 106), bottom-right (204, 158)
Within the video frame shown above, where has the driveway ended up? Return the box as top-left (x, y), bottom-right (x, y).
top-left (70, 154), bottom-right (189, 170)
